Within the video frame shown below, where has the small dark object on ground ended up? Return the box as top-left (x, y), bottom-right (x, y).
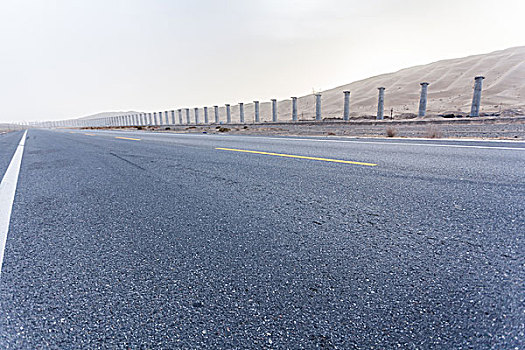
top-left (243, 126), bottom-right (248, 129)
top-left (136, 126), bottom-right (143, 130)
top-left (202, 131), bottom-right (207, 134)
top-left (327, 132), bottom-right (336, 136)
top-left (386, 127), bottom-right (397, 137)
top-left (186, 126), bottom-right (196, 129)
top-left (165, 127), bottom-right (170, 130)
top-left (218, 127), bottom-right (231, 132)
top-left (192, 302), bottom-right (204, 308)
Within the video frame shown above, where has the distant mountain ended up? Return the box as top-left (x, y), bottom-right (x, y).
top-left (318, 46), bottom-right (525, 118)
top-left (77, 47), bottom-right (525, 122)
top-left (259, 46), bottom-right (525, 120)
top-left (78, 111), bottom-right (141, 121)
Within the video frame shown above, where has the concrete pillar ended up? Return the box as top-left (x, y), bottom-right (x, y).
top-left (343, 91), bottom-right (351, 121)
top-left (239, 103), bottom-right (245, 123)
top-left (377, 87), bottom-right (385, 120)
top-left (154, 112), bottom-right (159, 125)
top-left (214, 106), bottom-right (219, 123)
top-left (148, 113), bottom-right (153, 125)
top-left (226, 104), bottom-right (231, 124)
top-left (291, 97), bottom-right (298, 121)
top-left (271, 99), bottom-right (277, 122)
top-left (470, 76), bottom-right (485, 117)
top-left (185, 108), bottom-right (190, 124)
top-left (178, 109), bottom-right (183, 124)
top-left (194, 107), bottom-right (200, 124)
top-left (315, 94), bottom-right (322, 121)
top-left (170, 110), bottom-right (175, 124)
top-left (254, 101), bottom-right (260, 123)
top-left (418, 83), bottom-right (430, 117)
top-left (204, 107), bottom-right (209, 124)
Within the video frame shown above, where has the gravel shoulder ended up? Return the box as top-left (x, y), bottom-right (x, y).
top-left (88, 116), bottom-right (525, 140)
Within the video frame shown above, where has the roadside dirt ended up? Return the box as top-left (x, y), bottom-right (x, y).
top-left (85, 116), bottom-right (525, 140)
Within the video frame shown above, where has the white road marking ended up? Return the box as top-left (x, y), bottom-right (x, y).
top-left (246, 136), bottom-right (525, 151)
top-left (56, 129), bottom-right (525, 151)
top-left (0, 130), bottom-right (27, 275)
top-left (139, 132), bottom-right (525, 151)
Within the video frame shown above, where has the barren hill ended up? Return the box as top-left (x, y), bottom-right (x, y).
top-left (78, 111), bottom-right (141, 121)
top-left (236, 46), bottom-right (525, 121)
top-left (77, 47), bottom-right (525, 122)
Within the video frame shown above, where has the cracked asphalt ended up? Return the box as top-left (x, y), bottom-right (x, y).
top-left (0, 129), bottom-right (523, 349)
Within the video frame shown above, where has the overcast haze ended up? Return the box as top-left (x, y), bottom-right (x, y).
top-left (0, 0), bottom-right (523, 123)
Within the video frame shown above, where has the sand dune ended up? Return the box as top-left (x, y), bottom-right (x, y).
top-left (249, 46), bottom-right (525, 121)
top-left (81, 46), bottom-right (525, 123)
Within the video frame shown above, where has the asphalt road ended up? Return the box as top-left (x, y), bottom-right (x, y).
top-left (0, 129), bottom-right (523, 349)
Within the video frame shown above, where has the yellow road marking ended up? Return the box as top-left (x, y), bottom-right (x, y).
top-left (215, 147), bottom-right (377, 166)
top-left (84, 133), bottom-right (96, 136)
top-left (115, 136), bottom-right (141, 141)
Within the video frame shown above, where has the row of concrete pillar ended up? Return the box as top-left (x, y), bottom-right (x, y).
top-left (39, 76), bottom-right (486, 128)
top-left (378, 76), bottom-right (484, 119)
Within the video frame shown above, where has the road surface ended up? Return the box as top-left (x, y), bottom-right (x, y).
top-left (0, 129), bottom-right (523, 348)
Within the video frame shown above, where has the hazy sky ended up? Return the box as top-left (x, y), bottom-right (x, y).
top-left (0, 0), bottom-right (523, 122)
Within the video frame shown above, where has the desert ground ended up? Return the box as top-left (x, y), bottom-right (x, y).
top-left (84, 115), bottom-right (525, 140)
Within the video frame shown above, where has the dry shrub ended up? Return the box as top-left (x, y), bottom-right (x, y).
top-left (386, 127), bottom-right (397, 137)
top-left (425, 126), bottom-right (442, 138)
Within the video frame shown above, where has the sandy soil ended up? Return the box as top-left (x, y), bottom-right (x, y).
top-left (95, 116), bottom-right (525, 140)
